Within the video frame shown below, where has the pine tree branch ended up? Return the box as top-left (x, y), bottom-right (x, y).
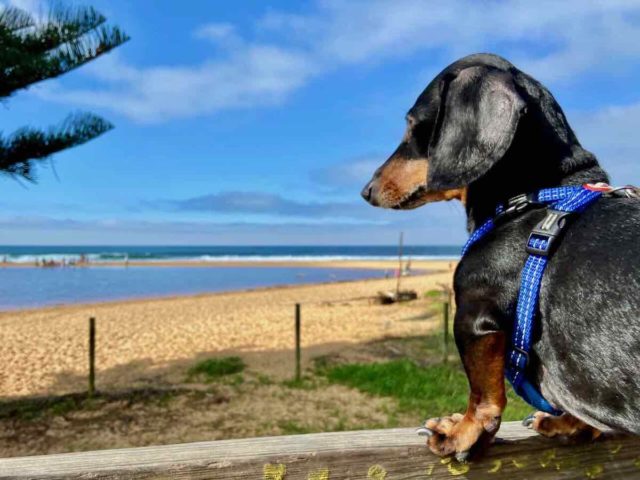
top-left (0, 6), bottom-right (35, 33)
top-left (0, 113), bottom-right (113, 181)
top-left (0, 6), bottom-right (130, 98)
top-left (10, 6), bottom-right (107, 56)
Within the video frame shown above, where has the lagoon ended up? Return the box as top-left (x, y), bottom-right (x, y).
top-left (0, 265), bottom-right (389, 310)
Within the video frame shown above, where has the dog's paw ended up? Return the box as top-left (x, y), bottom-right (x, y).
top-left (419, 413), bottom-right (493, 462)
top-left (524, 412), bottom-right (601, 441)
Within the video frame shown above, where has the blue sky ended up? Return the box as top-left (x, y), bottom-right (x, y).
top-left (2, 0), bottom-right (640, 245)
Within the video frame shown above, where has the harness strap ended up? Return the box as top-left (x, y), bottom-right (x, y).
top-left (462, 185), bottom-right (603, 415)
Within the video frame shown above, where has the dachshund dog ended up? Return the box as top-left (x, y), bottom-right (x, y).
top-left (362, 53), bottom-right (640, 460)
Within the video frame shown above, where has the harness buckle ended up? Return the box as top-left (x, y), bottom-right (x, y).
top-left (526, 209), bottom-right (574, 256)
top-left (494, 193), bottom-right (543, 225)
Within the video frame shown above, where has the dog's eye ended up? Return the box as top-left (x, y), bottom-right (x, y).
top-left (411, 120), bottom-right (434, 155)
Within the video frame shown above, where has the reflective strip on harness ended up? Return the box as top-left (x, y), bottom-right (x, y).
top-left (461, 185), bottom-right (603, 415)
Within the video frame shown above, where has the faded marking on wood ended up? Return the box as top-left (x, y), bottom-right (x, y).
top-left (307, 467), bottom-right (329, 480)
top-left (366, 464), bottom-right (387, 479)
top-left (1, 422), bottom-right (640, 479)
top-left (487, 459), bottom-right (502, 473)
top-left (447, 461), bottom-right (470, 476)
top-left (263, 463), bottom-right (286, 480)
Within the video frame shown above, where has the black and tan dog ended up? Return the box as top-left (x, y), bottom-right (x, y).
top-left (361, 53), bottom-right (640, 460)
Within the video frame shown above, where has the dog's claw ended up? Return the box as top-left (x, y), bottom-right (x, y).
top-left (522, 413), bottom-right (535, 428)
top-left (455, 450), bottom-right (471, 463)
top-left (416, 427), bottom-right (434, 437)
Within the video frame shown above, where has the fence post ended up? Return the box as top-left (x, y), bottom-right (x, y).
top-left (89, 317), bottom-right (96, 397)
top-left (295, 304), bottom-right (301, 382)
top-left (442, 302), bottom-right (449, 364)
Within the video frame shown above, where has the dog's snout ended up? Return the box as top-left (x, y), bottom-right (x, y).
top-left (361, 180), bottom-right (379, 205)
top-left (361, 182), bottom-right (373, 201)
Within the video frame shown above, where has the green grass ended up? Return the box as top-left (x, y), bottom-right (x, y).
top-left (0, 388), bottom-right (184, 422)
top-left (0, 396), bottom-right (82, 421)
top-left (424, 289), bottom-right (445, 299)
top-left (281, 376), bottom-right (321, 390)
top-left (187, 356), bottom-right (245, 382)
top-left (277, 420), bottom-right (314, 435)
top-left (322, 359), bottom-right (532, 421)
top-left (255, 373), bottom-right (274, 386)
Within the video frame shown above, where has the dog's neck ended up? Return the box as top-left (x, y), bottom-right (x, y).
top-left (464, 136), bottom-right (609, 232)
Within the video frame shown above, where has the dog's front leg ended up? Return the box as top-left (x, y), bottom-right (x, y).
top-left (422, 301), bottom-right (506, 461)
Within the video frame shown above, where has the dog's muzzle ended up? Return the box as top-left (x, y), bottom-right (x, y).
top-left (360, 179), bottom-right (379, 206)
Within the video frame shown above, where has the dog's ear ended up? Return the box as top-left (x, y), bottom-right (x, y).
top-left (427, 67), bottom-right (525, 191)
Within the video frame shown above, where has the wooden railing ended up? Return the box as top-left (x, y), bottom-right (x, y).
top-left (1, 422), bottom-right (640, 479)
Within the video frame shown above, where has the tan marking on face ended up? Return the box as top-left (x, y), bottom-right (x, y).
top-left (375, 155), bottom-right (428, 207)
top-left (374, 155), bottom-right (467, 209)
top-left (416, 186), bottom-right (467, 205)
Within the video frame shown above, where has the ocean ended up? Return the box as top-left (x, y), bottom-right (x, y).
top-left (0, 245), bottom-right (461, 264)
top-left (0, 245), bottom-right (460, 310)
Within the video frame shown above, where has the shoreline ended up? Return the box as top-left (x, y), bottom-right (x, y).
top-left (0, 267), bottom-right (445, 315)
top-left (0, 259), bottom-right (456, 313)
top-left (0, 258), bottom-right (459, 269)
top-left (0, 260), bottom-right (455, 399)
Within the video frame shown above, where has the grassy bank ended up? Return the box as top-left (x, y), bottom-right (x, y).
top-left (315, 330), bottom-right (531, 421)
top-left (321, 359), bottom-right (531, 421)
top-left (1, 331), bottom-right (533, 457)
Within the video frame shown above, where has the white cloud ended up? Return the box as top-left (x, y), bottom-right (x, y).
top-left (194, 22), bottom-right (236, 41)
top-left (313, 156), bottom-right (384, 191)
top-left (35, 46), bottom-right (316, 122)
top-left (0, 207), bottom-right (467, 245)
top-left (572, 103), bottom-right (640, 183)
top-left (193, 22), bottom-right (242, 48)
top-left (296, 0), bottom-right (640, 82)
top-left (28, 0), bottom-right (640, 122)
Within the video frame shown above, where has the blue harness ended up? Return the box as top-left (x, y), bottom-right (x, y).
top-left (462, 185), bottom-right (603, 415)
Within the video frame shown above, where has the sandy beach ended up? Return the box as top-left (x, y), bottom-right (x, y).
top-left (0, 260), bottom-right (455, 399)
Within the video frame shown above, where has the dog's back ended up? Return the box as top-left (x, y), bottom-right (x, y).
top-left (538, 197), bottom-right (640, 433)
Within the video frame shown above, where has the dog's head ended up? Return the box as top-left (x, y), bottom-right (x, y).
top-left (361, 54), bottom-right (529, 209)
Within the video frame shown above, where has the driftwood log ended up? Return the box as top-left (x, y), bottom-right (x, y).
top-left (376, 290), bottom-right (418, 304)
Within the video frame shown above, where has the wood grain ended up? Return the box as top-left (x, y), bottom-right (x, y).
top-left (1, 422), bottom-right (640, 479)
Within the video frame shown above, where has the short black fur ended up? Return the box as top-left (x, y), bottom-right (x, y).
top-left (411, 54), bottom-right (640, 433)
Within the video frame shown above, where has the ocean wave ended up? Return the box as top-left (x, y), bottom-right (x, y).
top-left (1, 253), bottom-right (460, 263)
top-left (188, 255), bottom-right (460, 262)
top-left (2, 254), bottom-right (103, 264)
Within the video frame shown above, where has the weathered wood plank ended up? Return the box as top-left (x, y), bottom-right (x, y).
top-left (1, 422), bottom-right (640, 479)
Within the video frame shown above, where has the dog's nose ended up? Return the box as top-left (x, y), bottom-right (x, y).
top-left (361, 180), bottom-right (379, 205)
top-left (361, 182), bottom-right (373, 201)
